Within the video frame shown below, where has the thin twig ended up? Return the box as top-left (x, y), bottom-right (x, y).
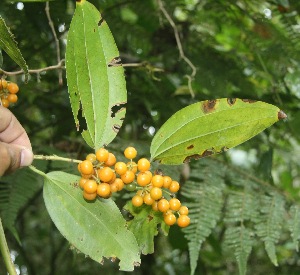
top-left (0, 60), bottom-right (65, 76)
top-left (34, 154), bottom-right (81, 164)
top-left (157, 0), bottom-right (197, 97)
top-left (0, 218), bottom-right (17, 275)
top-left (45, 2), bottom-right (63, 85)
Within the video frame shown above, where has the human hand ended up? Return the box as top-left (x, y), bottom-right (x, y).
top-left (0, 106), bottom-right (33, 176)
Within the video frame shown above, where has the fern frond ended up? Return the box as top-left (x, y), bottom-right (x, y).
top-left (224, 191), bottom-right (258, 275)
top-left (254, 193), bottom-right (285, 266)
top-left (0, 167), bottom-right (43, 236)
top-left (224, 226), bottom-right (253, 275)
top-left (181, 159), bottom-right (226, 275)
top-left (288, 205), bottom-right (300, 252)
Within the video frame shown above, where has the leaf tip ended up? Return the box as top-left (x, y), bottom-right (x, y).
top-left (278, 110), bottom-right (287, 120)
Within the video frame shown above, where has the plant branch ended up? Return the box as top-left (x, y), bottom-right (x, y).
top-left (45, 2), bottom-right (63, 85)
top-left (33, 154), bottom-right (81, 164)
top-left (157, 0), bottom-right (197, 97)
top-left (0, 60), bottom-right (65, 76)
top-left (0, 217), bottom-right (17, 275)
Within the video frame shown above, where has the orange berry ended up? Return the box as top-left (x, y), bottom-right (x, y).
top-left (143, 193), bottom-right (154, 205)
top-left (86, 153), bottom-right (97, 162)
top-left (137, 158), bottom-right (150, 172)
top-left (157, 198), bottom-right (170, 212)
top-left (169, 198), bottom-right (181, 211)
top-left (163, 176), bottom-right (172, 188)
top-left (7, 94), bottom-right (18, 103)
top-left (81, 173), bottom-right (93, 179)
top-left (137, 172), bottom-right (152, 187)
top-left (79, 177), bottom-right (88, 189)
top-left (121, 170), bottom-right (135, 184)
top-left (83, 179), bottom-right (98, 194)
top-left (152, 201), bottom-right (158, 211)
top-left (7, 82), bottom-right (19, 94)
top-left (169, 181), bottom-right (180, 193)
top-left (177, 215), bottom-right (190, 228)
top-left (83, 191), bottom-right (97, 201)
top-left (1, 98), bottom-right (9, 108)
top-left (80, 160), bottom-right (94, 175)
top-left (124, 146), bottom-right (137, 159)
top-left (164, 213), bottom-right (177, 226)
top-left (113, 178), bottom-right (124, 191)
top-left (132, 195), bottom-right (144, 207)
top-left (110, 182), bottom-right (119, 193)
top-left (114, 162), bottom-right (128, 175)
top-left (96, 148), bottom-right (109, 162)
top-left (127, 161), bottom-right (138, 173)
top-left (151, 175), bottom-right (164, 188)
top-left (97, 183), bottom-right (111, 198)
top-left (107, 172), bottom-right (116, 184)
top-left (150, 187), bottom-right (162, 200)
top-left (179, 206), bottom-right (189, 215)
top-left (105, 152), bottom-right (116, 166)
top-left (0, 79), bottom-right (7, 90)
top-left (98, 167), bottom-right (114, 182)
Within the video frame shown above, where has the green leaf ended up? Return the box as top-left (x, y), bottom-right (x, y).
top-left (150, 98), bottom-right (286, 165)
top-left (0, 49), bottom-right (3, 68)
top-left (66, 0), bottom-right (127, 150)
top-left (124, 202), bottom-right (166, 255)
top-left (0, 16), bottom-right (28, 80)
top-left (43, 171), bottom-right (140, 271)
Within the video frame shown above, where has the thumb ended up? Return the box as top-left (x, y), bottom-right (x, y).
top-left (0, 142), bottom-right (33, 176)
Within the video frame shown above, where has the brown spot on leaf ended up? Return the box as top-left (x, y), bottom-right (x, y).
top-left (184, 154), bottom-right (201, 163)
top-left (187, 144), bottom-right (194, 150)
top-left (183, 149), bottom-right (215, 163)
top-left (278, 110), bottom-right (287, 120)
top-left (221, 146), bottom-right (229, 152)
top-left (108, 56), bottom-right (122, 67)
top-left (148, 215), bottom-right (153, 222)
top-left (227, 98), bottom-right (236, 106)
top-left (154, 169), bottom-right (164, 176)
top-left (202, 100), bottom-right (217, 113)
top-left (242, 99), bottom-right (257, 103)
top-left (112, 124), bottom-right (121, 133)
top-left (98, 18), bottom-right (104, 26)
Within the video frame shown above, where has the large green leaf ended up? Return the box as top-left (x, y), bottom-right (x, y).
top-left (0, 16), bottom-right (28, 80)
top-left (124, 202), bottom-right (168, 255)
top-left (43, 171), bottom-right (140, 271)
top-left (150, 98), bottom-right (286, 165)
top-left (66, 0), bottom-right (127, 150)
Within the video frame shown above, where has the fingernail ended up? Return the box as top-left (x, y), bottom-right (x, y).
top-left (20, 148), bottom-right (33, 167)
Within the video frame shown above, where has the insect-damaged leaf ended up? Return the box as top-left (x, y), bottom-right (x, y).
top-left (150, 98), bottom-right (287, 165)
top-left (66, 0), bottom-right (126, 150)
top-left (0, 16), bottom-right (28, 80)
top-left (43, 171), bottom-right (140, 271)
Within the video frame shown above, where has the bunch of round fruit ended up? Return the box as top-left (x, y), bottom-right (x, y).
top-left (78, 146), bottom-right (190, 228)
top-left (0, 79), bottom-right (19, 108)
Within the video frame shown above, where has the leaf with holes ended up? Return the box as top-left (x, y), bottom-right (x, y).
top-left (150, 98), bottom-right (286, 165)
top-left (66, 0), bottom-right (126, 150)
top-left (0, 16), bottom-right (28, 80)
top-left (43, 171), bottom-right (140, 271)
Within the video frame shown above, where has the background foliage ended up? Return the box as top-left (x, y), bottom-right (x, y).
top-left (0, 0), bottom-right (300, 274)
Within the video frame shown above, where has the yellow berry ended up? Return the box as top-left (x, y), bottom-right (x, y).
top-left (137, 158), bottom-right (150, 172)
top-left (132, 195), bottom-right (144, 207)
top-left (177, 215), bottom-right (190, 228)
top-left (124, 146), bottom-right (137, 159)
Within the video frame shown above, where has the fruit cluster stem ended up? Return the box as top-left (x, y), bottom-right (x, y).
top-left (34, 155), bottom-right (81, 163)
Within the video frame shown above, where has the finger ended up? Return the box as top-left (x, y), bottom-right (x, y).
top-left (0, 106), bottom-right (32, 149)
top-left (0, 142), bottom-right (33, 176)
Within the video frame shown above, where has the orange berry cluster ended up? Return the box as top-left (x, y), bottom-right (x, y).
top-left (0, 79), bottom-right (19, 108)
top-left (78, 147), bottom-right (190, 228)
